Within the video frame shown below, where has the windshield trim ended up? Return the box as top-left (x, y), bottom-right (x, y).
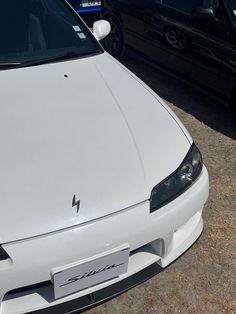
top-left (0, 50), bottom-right (103, 71)
top-left (63, 0), bottom-right (104, 53)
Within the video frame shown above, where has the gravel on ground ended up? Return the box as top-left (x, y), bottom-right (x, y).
top-left (86, 54), bottom-right (236, 314)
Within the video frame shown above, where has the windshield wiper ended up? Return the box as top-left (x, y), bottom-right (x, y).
top-left (0, 50), bottom-right (101, 70)
top-left (20, 50), bottom-right (101, 67)
top-left (0, 62), bottom-right (21, 67)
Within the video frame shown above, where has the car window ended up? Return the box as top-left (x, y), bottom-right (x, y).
top-left (226, 0), bottom-right (236, 22)
top-left (202, 0), bottom-right (213, 7)
top-left (162, 0), bottom-right (203, 13)
top-left (0, 0), bottom-right (102, 67)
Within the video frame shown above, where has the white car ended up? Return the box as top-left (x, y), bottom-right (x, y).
top-left (0, 1), bottom-right (209, 314)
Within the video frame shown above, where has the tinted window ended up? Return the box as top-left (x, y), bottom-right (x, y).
top-left (226, 0), bottom-right (236, 22)
top-left (162, 0), bottom-right (203, 13)
top-left (0, 0), bottom-right (101, 67)
top-left (202, 0), bottom-right (212, 7)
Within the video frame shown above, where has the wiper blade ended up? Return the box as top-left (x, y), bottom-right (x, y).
top-left (0, 62), bottom-right (21, 66)
top-left (0, 50), bottom-right (101, 69)
top-left (21, 50), bottom-right (100, 67)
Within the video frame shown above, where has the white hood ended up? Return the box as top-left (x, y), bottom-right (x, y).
top-left (0, 53), bottom-right (191, 242)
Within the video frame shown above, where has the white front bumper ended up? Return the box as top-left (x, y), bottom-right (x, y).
top-left (0, 166), bottom-right (209, 314)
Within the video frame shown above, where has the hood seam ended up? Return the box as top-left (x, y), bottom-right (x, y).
top-left (94, 63), bottom-right (148, 189)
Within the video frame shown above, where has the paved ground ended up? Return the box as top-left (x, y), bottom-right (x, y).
top-left (86, 53), bottom-right (236, 314)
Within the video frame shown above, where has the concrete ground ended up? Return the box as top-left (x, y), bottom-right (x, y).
top-left (86, 52), bottom-right (236, 314)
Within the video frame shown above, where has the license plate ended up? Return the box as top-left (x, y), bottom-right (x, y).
top-left (81, 0), bottom-right (101, 7)
top-left (53, 248), bottom-right (130, 299)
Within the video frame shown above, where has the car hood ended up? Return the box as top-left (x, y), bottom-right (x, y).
top-left (0, 53), bottom-right (191, 243)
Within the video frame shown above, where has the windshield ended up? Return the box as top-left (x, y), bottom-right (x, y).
top-left (0, 0), bottom-right (102, 67)
top-left (226, 0), bottom-right (236, 22)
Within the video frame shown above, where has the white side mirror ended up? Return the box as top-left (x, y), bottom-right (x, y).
top-left (92, 20), bottom-right (111, 41)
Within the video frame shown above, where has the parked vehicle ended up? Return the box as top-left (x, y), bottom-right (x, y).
top-left (0, 1), bottom-right (209, 313)
top-left (102, 0), bottom-right (236, 113)
top-left (68, 0), bottom-right (102, 26)
top-left (68, 0), bottom-right (102, 14)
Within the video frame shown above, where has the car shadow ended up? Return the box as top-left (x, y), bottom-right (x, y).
top-left (122, 50), bottom-right (236, 140)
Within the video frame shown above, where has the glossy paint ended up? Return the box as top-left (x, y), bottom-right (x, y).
top-left (0, 3), bottom-right (209, 313)
top-left (1, 167), bottom-right (208, 313)
top-left (0, 52), bottom-right (192, 243)
top-left (102, 0), bottom-right (236, 104)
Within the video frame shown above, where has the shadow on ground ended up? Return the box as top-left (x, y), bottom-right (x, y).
top-left (122, 51), bottom-right (236, 140)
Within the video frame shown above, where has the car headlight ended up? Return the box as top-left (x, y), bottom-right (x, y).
top-left (150, 144), bottom-right (203, 213)
top-left (0, 246), bottom-right (9, 261)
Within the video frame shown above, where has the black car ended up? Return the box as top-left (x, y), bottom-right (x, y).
top-left (101, 0), bottom-right (236, 113)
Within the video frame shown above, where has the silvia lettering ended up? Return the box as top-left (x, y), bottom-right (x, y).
top-left (60, 262), bottom-right (124, 287)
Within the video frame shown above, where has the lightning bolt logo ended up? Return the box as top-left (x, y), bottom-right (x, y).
top-left (72, 195), bottom-right (81, 214)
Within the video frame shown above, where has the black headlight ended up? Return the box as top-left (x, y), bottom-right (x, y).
top-left (150, 144), bottom-right (203, 213)
top-left (0, 246), bottom-right (9, 261)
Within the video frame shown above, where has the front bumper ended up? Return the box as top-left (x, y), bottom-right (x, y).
top-left (32, 263), bottom-right (163, 314)
top-left (0, 166), bottom-right (209, 314)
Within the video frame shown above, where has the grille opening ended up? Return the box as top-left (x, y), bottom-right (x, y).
top-left (5, 281), bottom-right (52, 297)
top-left (4, 240), bottom-right (162, 300)
top-left (0, 246), bottom-right (10, 261)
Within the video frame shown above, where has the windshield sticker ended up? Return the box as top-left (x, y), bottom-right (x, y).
top-left (78, 32), bottom-right (86, 39)
top-left (73, 25), bottom-right (81, 32)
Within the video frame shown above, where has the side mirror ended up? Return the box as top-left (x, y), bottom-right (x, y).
top-left (92, 20), bottom-right (111, 41)
top-left (191, 7), bottom-right (218, 25)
